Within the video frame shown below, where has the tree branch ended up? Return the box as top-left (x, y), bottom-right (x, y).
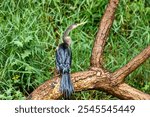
top-left (90, 0), bottom-right (119, 67)
top-left (95, 82), bottom-right (150, 100)
top-left (111, 45), bottom-right (150, 85)
top-left (27, 69), bottom-right (150, 100)
top-left (27, 0), bottom-right (150, 100)
top-left (27, 71), bottom-right (98, 100)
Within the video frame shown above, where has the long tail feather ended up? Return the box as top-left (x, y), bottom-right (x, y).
top-left (60, 73), bottom-right (74, 99)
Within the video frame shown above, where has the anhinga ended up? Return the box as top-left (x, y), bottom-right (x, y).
top-left (56, 22), bottom-right (86, 99)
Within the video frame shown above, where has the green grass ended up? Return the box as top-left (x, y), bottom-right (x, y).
top-left (0, 0), bottom-right (149, 100)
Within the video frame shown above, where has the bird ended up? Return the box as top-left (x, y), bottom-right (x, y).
top-left (56, 22), bottom-right (86, 99)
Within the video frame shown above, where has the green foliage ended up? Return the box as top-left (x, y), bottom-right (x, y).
top-left (0, 0), bottom-right (149, 99)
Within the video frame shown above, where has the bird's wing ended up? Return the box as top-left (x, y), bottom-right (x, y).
top-left (56, 47), bottom-right (63, 71)
top-left (66, 48), bottom-right (72, 66)
top-left (65, 47), bottom-right (72, 68)
top-left (56, 45), bottom-right (72, 73)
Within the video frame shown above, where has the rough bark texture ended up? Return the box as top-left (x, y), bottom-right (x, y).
top-left (90, 0), bottom-right (119, 68)
top-left (111, 46), bottom-right (150, 85)
top-left (27, 0), bottom-right (150, 100)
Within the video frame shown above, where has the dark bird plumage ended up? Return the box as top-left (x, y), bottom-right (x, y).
top-left (56, 43), bottom-right (73, 99)
top-left (56, 22), bottom-right (86, 99)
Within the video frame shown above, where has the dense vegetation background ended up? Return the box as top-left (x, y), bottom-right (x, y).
top-left (0, 0), bottom-right (149, 100)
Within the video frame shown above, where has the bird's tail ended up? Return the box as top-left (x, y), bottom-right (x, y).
top-left (60, 73), bottom-right (74, 99)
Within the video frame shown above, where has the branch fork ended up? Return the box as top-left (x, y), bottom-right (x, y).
top-left (27, 0), bottom-right (150, 100)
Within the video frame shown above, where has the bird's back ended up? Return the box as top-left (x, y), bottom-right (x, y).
top-left (56, 43), bottom-right (72, 73)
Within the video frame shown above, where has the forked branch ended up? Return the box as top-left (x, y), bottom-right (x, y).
top-left (27, 0), bottom-right (150, 100)
top-left (28, 69), bottom-right (150, 100)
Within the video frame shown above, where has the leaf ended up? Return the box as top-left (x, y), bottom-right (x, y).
top-left (0, 94), bottom-right (5, 99)
top-left (25, 36), bottom-right (33, 43)
top-left (13, 41), bottom-right (23, 47)
top-left (21, 50), bottom-right (31, 59)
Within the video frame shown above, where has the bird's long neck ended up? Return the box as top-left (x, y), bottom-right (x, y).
top-left (63, 24), bottom-right (76, 44)
top-left (63, 25), bottom-right (73, 40)
top-left (62, 22), bottom-right (86, 45)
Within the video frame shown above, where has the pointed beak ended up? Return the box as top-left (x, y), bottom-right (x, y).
top-left (70, 21), bottom-right (87, 30)
top-left (76, 21), bottom-right (87, 27)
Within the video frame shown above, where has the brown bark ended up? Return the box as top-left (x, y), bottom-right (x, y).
top-left (28, 68), bottom-right (150, 100)
top-left (90, 0), bottom-right (119, 67)
top-left (111, 46), bottom-right (150, 85)
top-left (27, 0), bottom-right (150, 100)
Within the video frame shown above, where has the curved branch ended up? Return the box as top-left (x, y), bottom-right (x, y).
top-left (27, 71), bottom-right (97, 100)
top-left (27, 69), bottom-right (150, 100)
top-left (90, 0), bottom-right (119, 67)
top-left (96, 83), bottom-right (150, 100)
top-left (27, 0), bottom-right (150, 100)
top-left (111, 45), bottom-right (150, 85)
top-left (114, 83), bottom-right (150, 100)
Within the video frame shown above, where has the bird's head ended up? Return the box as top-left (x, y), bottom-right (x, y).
top-left (64, 36), bottom-right (72, 46)
top-left (63, 21), bottom-right (87, 46)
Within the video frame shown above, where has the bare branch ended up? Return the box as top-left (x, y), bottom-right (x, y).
top-left (27, 0), bottom-right (150, 100)
top-left (90, 0), bottom-right (119, 67)
top-left (111, 45), bottom-right (150, 85)
top-left (27, 71), bottom-right (97, 100)
top-left (96, 83), bottom-right (150, 100)
top-left (27, 69), bottom-right (150, 100)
